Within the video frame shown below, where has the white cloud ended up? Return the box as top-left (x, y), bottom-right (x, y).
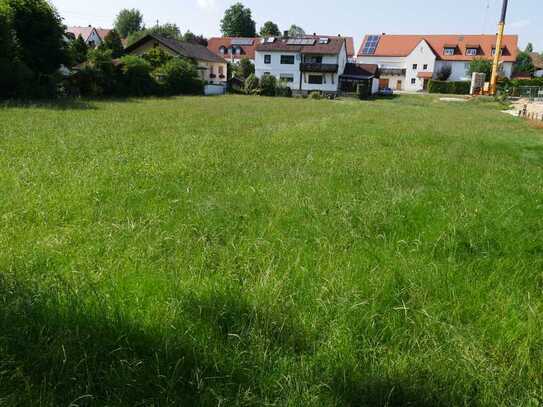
top-left (197, 0), bottom-right (217, 10)
top-left (510, 19), bottom-right (531, 29)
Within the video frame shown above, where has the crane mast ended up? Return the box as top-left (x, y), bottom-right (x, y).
top-left (489, 0), bottom-right (509, 96)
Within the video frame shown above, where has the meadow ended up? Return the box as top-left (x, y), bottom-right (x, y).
top-left (0, 94), bottom-right (542, 406)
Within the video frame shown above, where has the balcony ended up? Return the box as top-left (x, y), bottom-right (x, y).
top-left (300, 63), bottom-right (339, 73)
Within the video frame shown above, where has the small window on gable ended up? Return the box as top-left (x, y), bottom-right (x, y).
top-left (412, 64), bottom-right (418, 70)
top-left (423, 64), bottom-right (428, 70)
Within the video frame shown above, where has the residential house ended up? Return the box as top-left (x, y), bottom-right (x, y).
top-left (357, 34), bottom-right (518, 91)
top-left (207, 37), bottom-right (262, 64)
top-left (530, 53), bottom-right (543, 78)
top-left (124, 34), bottom-right (228, 85)
top-left (255, 35), bottom-right (348, 95)
top-left (66, 26), bottom-right (112, 47)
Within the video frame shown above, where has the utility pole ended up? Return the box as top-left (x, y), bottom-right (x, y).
top-left (489, 0), bottom-right (509, 96)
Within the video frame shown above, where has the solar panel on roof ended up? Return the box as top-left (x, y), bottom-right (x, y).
top-left (361, 35), bottom-right (380, 55)
top-left (231, 38), bottom-right (254, 46)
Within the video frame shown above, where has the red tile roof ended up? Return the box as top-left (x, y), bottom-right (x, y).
top-left (207, 37), bottom-right (261, 61)
top-left (256, 36), bottom-right (346, 56)
top-left (66, 26), bottom-right (112, 42)
top-left (358, 34), bottom-right (518, 62)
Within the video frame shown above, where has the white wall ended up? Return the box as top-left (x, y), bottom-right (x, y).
top-left (404, 40), bottom-right (437, 91)
top-left (535, 70), bottom-right (543, 78)
top-left (86, 30), bottom-right (102, 47)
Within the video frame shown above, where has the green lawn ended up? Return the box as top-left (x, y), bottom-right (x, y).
top-left (1, 95), bottom-right (542, 406)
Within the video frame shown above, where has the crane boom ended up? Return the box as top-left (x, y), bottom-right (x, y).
top-left (489, 0), bottom-right (509, 95)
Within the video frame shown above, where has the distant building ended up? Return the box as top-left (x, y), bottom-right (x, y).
top-left (357, 34), bottom-right (518, 91)
top-left (124, 34), bottom-right (227, 85)
top-left (66, 26), bottom-right (112, 47)
top-left (207, 37), bottom-right (262, 64)
top-left (530, 53), bottom-right (543, 78)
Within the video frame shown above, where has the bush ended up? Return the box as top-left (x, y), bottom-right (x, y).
top-left (119, 55), bottom-right (156, 96)
top-left (234, 58), bottom-right (254, 80)
top-left (468, 58), bottom-right (492, 79)
top-left (260, 75), bottom-right (277, 96)
top-left (244, 74), bottom-right (259, 95)
top-left (275, 81), bottom-right (292, 97)
top-left (435, 65), bottom-right (452, 81)
top-left (155, 57), bottom-right (203, 95)
top-left (309, 91), bottom-right (322, 100)
top-left (428, 80), bottom-right (470, 95)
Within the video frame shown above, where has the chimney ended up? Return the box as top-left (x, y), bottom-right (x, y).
top-left (283, 30), bottom-right (289, 38)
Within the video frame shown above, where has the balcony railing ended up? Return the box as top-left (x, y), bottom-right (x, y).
top-left (380, 68), bottom-right (406, 76)
top-left (300, 63), bottom-right (339, 73)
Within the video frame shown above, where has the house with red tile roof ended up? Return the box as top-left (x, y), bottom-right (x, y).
top-left (356, 34), bottom-right (518, 92)
top-left (207, 37), bottom-right (262, 63)
top-left (530, 53), bottom-right (543, 78)
top-left (67, 26), bottom-right (113, 48)
top-left (255, 35), bottom-right (349, 96)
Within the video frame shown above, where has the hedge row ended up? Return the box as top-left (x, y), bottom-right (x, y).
top-left (428, 80), bottom-right (471, 95)
top-left (501, 77), bottom-right (543, 88)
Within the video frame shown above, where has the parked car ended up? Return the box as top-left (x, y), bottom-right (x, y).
top-left (379, 87), bottom-right (394, 96)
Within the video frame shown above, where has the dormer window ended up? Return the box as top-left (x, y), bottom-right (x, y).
top-left (466, 48), bottom-right (478, 56)
top-left (491, 47), bottom-right (506, 57)
top-left (219, 46), bottom-right (226, 54)
top-left (444, 47), bottom-right (456, 56)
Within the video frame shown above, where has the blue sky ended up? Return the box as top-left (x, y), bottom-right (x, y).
top-left (51, 0), bottom-right (542, 51)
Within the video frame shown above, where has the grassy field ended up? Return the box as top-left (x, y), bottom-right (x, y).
top-left (0, 95), bottom-right (542, 406)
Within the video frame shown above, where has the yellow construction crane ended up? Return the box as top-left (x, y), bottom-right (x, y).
top-left (489, 0), bottom-right (509, 96)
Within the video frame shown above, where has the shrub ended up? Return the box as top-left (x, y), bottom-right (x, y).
top-left (142, 47), bottom-right (173, 69)
top-left (155, 57), bottom-right (203, 95)
top-left (119, 55), bottom-right (155, 96)
top-left (309, 91), bottom-right (322, 100)
top-left (234, 58), bottom-right (254, 80)
top-left (428, 80), bottom-right (470, 95)
top-left (260, 75), bottom-right (277, 96)
top-left (244, 74), bottom-right (259, 95)
top-left (435, 64), bottom-right (452, 81)
top-left (468, 58), bottom-right (492, 79)
top-left (275, 80), bottom-right (292, 97)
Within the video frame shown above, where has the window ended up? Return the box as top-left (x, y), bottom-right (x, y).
top-left (411, 78), bottom-right (416, 85)
top-left (219, 46), bottom-right (226, 54)
top-left (264, 55), bottom-right (271, 64)
top-left (466, 48), bottom-right (477, 56)
top-left (444, 47), bottom-right (455, 56)
top-left (305, 56), bottom-right (323, 64)
top-left (412, 64), bottom-right (418, 70)
top-left (308, 75), bottom-right (323, 84)
top-left (280, 74), bottom-right (294, 83)
top-left (218, 66), bottom-right (224, 75)
top-left (423, 64), bottom-right (428, 70)
top-left (281, 55), bottom-right (295, 64)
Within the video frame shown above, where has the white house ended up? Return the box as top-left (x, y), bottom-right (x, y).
top-left (66, 26), bottom-right (112, 47)
top-left (357, 34), bottom-right (518, 91)
top-left (255, 35), bottom-right (348, 95)
top-left (124, 34), bottom-right (228, 85)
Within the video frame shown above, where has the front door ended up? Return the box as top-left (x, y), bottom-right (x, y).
top-left (379, 78), bottom-right (389, 89)
top-left (396, 80), bottom-right (402, 91)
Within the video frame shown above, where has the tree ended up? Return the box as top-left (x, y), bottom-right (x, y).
top-left (234, 58), bottom-right (254, 79)
top-left (220, 3), bottom-right (256, 37)
top-left (525, 43), bottom-right (534, 53)
top-left (100, 30), bottom-right (124, 58)
top-left (142, 47), bottom-right (172, 69)
top-left (183, 31), bottom-right (208, 46)
top-left (156, 57), bottom-right (203, 95)
top-left (244, 73), bottom-right (259, 94)
top-left (287, 25), bottom-right (305, 37)
top-left (260, 74), bottom-right (276, 96)
top-left (69, 35), bottom-right (89, 65)
top-left (515, 51), bottom-right (535, 74)
top-left (127, 23), bottom-right (182, 46)
top-left (114, 9), bottom-right (144, 38)
top-left (119, 55), bottom-right (155, 96)
top-left (259, 21), bottom-right (280, 37)
top-left (435, 64), bottom-right (452, 81)
top-left (468, 58), bottom-right (493, 79)
top-left (7, 0), bottom-right (68, 75)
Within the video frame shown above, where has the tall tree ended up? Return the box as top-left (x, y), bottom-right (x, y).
top-left (515, 51), bottom-right (535, 74)
top-left (69, 34), bottom-right (89, 64)
top-left (259, 21), bottom-right (280, 37)
top-left (525, 43), bottom-right (534, 53)
top-left (468, 58), bottom-right (493, 79)
top-left (114, 9), bottom-right (144, 38)
top-left (287, 25), bottom-right (305, 37)
top-left (100, 30), bottom-right (124, 58)
top-left (220, 3), bottom-right (256, 37)
top-left (183, 31), bottom-right (208, 46)
top-left (126, 23), bottom-right (183, 46)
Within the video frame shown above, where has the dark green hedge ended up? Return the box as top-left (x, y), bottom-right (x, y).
top-left (501, 77), bottom-right (543, 88)
top-left (428, 80), bottom-right (470, 95)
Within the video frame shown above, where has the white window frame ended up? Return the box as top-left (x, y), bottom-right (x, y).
top-left (444, 48), bottom-right (455, 56)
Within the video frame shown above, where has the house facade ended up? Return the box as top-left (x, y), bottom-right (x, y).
top-left (124, 34), bottom-right (228, 85)
top-left (207, 37), bottom-right (262, 64)
top-left (357, 34), bottom-right (518, 91)
top-left (255, 35), bottom-right (348, 95)
top-left (67, 26), bottom-right (112, 47)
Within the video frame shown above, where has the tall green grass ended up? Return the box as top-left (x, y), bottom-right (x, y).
top-left (1, 95), bottom-right (542, 406)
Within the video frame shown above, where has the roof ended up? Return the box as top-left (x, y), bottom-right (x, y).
top-left (358, 34), bottom-right (518, 62)
top-left (317, 35), bottom-right (355, 57)
top-left (207, 37), bottom-right (261, 60)
top-left (125, 34), bottom-right (225, 63)
top-left (530, 52), bottom-right (543, 70)
top-left (256, 36), bottom-right (346, 55)
top-left (67, 26), bottom-right (112, 42)
top-left (417, 72), bottom-right (434, 79)
top-left (341, 63), bottom-right (379, 79)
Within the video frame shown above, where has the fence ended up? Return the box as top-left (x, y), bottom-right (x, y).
top-left (511, 86), bottom-right (543, 101)
top-left (517, 105), bottom-right (543, 121)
